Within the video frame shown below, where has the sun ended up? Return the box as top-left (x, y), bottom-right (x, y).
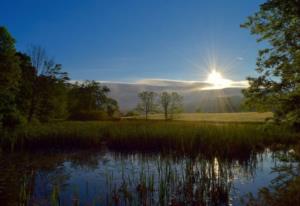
top-left (206, 70), bottom-right (231, 89)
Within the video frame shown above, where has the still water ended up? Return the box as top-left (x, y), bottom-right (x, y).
top-left (0, 149), bottom-right (290, 206)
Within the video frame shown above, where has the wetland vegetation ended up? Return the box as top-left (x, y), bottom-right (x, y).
top-left (1, 120), bottom-right (298, 156)
top-left (1, 0), bottom-right (300, 205)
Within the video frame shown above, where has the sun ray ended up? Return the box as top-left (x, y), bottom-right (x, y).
top-left (204, 69), bottom-right (232, 90)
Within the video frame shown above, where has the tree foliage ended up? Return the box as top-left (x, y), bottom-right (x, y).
top-left (68, 81), bottom-right (119, 120)
top-left (0, 27), bottom-right (21, 127)
top-left (0, 27), bottom-right (119, 126)
top-left (137, 91), bottom-right (157, 120)
top-left (159, 92), bottom-right (183, 120)
top-left (160, 92), bottom-right (171, 120)
top-left (169, 92), bottom-right (183, 119)
top-left (241, 0), bottom-right (300, 127)
top-left (15, 52), bottom-right (36, 118)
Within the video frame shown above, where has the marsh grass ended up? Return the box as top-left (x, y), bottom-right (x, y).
top-left (124, 112), bottom-right (274, 123)
top-left (1, 120), bottom-right (299, 157)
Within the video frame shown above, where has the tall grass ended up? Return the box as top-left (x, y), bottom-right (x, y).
top-left (124, 112), bottom-right (273, 123)
top-left (2, 120), bottom-right (299, 157)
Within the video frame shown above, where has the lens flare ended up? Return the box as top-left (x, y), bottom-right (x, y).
top-left (205, 69), bottom-right (232, 89)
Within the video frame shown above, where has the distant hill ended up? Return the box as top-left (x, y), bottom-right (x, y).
top-left (103, 80), bottom-right (245, 113)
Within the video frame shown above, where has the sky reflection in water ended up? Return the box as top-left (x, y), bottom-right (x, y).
top-left (0, 149), bottom-right (284, 206)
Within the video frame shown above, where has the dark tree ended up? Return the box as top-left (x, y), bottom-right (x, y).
top-left (169, 92), bottom-right (183, 119)
top-left (137, 91), bottom-right (157, 120)
top-left (15, 52), bottom-right (36, 118)
top-left (241, 0), bottom-right (300, 127)
top-left (160, 92), bottom-right (171, 120)
top-left (0, 27), bottom-right (21, 127)
top-left (159, 92), bottom-right (183, 120)
top-left (68, 81), bottom-right (118, 120)
top-left (25, 46), bottom-right (69, 122)
top-left (36, 61), bottom-right (69, 122)
top-left (103, 98), bottom-right (119, 117)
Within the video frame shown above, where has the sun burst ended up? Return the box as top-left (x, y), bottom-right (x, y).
top-left (205, 69), bottom-right (231, 89)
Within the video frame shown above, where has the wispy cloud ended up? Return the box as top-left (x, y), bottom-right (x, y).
top-left (97, 78), bottom-right (249, 90)
top-left (70, 78), bottom-right (248, 90)
top-left (136, 78), bottom-right (201, 86)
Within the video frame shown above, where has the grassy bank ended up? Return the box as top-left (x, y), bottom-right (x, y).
top-left (2, 120), bottom-right (299, 158)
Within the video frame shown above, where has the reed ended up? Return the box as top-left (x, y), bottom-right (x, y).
top-left (1, 120), bottom-right (298, 157)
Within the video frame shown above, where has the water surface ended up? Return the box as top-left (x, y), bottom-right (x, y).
top-left (0, 149), bottom-right (289, 206)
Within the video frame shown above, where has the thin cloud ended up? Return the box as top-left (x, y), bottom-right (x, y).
top-left (101, 78), bottom-right (248, 89)
top-left (71, 78), bottom-right (249, 89)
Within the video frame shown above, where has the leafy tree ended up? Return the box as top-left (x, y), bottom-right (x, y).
top-left (25, 46), bottom-right (69, 122)
top-left (159, 92), bottom-right (183, 120)
top-left (26, 45), bottom-right (48, 122)
top-left (27, 45), bottom-right (47, 74)
top-left (136, 91), bottom-right (157, 120)
top-left (0, 27), bottom-right (21, 127)
top-left (102, 97), bottom-right (119, 117)
top-left (15, 52), bottom-right (36, 118)
top-left (36, 61), bottom-right (69, 121)
top-left (68, 81), bottom-right (109, 112)
top-left (241, 0), bottom-right (300, 127)
top-left (68, 81), bottom-right (118, 120)
top-left (169, 92), bottom-right (183, 119)
top-left (160, 92), bottom-right (172, 120)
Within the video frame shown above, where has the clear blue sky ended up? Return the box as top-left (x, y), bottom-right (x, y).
top-left (1, 0), bottom-right (264, 82)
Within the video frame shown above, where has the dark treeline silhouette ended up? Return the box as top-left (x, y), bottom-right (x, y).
top-left (68, 81), bottom-right (119, 120)
top-left (0, 27), bottom-right (119, 129)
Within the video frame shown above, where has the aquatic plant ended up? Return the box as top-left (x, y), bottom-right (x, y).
top-left (2, 121), bottom-right (298, 158)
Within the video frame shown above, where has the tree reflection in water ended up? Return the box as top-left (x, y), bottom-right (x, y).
top-left (0, 149), bottom-right (284, 206)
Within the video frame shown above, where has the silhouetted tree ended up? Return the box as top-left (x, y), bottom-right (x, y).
top-left (26, 45), bottom-right (47, 122)
top-left (241, 0), bottom-right (300, 127)
top-left (103, 97), bottom-right (119, 117)
top-left (15, 52), bottom-right (36, 118)
top-left (169, 92), bottom-right (183, 119)
top-left (160, 92), bottom-right (171, 120)
top-left (27, 45), bottom-right (47, 74)
top-left (68, 81), bottom-right (118, 120)
top-left (36, 61), bottom-right (69, 121)
top-left (137, 91), bottom-right (157, 120)
top-left (159, 92), bottom-right (183, 120)
top-left (0, 27), bottom-right (22, 127)
top-left (24, 46), bottom-right (69, 122)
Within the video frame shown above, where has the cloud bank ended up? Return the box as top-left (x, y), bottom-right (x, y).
top-left (70, 78), bottom-right (248, 112)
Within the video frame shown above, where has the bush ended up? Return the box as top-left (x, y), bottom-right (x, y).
top-left (2, 111), bottom-right (26, 129)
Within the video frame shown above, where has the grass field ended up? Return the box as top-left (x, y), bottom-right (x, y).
top-left (124, 112), bottom-right (273, 123)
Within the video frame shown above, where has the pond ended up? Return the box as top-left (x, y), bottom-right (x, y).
top-left (0, 148), bottom-right (293, 206)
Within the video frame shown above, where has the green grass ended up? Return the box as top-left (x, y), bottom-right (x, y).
top-left (123, 112), bottom-right (273, 123)
top-left (2, 120), bottom-right (298, 158)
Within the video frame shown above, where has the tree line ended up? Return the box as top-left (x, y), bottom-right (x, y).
top-left (0, 27), bottom-right (119, 129)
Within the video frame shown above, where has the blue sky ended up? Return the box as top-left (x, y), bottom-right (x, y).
top-left (1, 0), bottom-right (264, 83)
